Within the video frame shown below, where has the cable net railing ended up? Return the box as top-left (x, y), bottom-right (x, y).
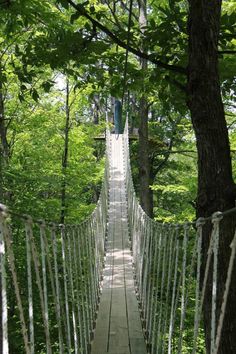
top-left (0, 136), bottom-right (109, 354)
top-left (123, 119), bottom-right (236, 354)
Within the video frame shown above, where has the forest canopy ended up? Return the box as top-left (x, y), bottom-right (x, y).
top-left (0, 0), bottom-right (235, 223)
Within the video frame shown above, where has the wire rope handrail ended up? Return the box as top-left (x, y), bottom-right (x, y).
top-left (122, 118), bottom-right (236, 354)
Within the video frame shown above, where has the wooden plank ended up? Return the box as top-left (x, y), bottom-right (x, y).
top-left (91, 290), bottom-right (111, 354)
top-left (129, 338), bottom-right (147, 354)
top-left (108, 318), bottom-right (129, 353)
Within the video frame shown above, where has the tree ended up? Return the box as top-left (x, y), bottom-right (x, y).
top-left (187, 1), bottom-right (236, 352)
top-left (60, 77), bottom-right (70, 224)
top-left (0, 62), bottom-right (9, 202)
top-left (138, 0), bottom-right (153, 217)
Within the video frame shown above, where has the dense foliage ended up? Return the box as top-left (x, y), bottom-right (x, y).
top-left (0, 0), bottom-right (235, 223)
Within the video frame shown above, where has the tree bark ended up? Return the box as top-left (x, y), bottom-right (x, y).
top-left (0, 63), bottom-right (9, 354)
top-left (92, 94), bottom-right (100, 125)
top-left (138, 0), bottom-right (153, 218)
top-left (60, 78), bottom-right (70, 224)
top-left (187, 1), bottom-right (236, 352)
top-left (0, 66), bottom-right (9, 202)
top-left (0, 86), bottom-right (8, 163)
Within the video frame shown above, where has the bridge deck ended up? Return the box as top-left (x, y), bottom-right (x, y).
top-left (91, 134), bottom-right (147, 354)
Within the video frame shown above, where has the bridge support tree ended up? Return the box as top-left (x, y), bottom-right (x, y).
top-left (0, 62), bottom-right (9, 202)
top-left (60, 78), bottom-right (70, 224)
top-left (138, 0), bottom-right (153, 218)
top-left (0, 60), bottom-right (9, 354)
top-left (187, 0), bottom-right (236, 352)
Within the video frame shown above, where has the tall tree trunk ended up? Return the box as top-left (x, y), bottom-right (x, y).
top-left (93, 94), bottom-right (100, 125)
top-left (187, 1), bottom-right (236, 352)
top-left (138, 0), bottom-right (153, 217)
top-left (0, 64), bottom-right (9, 354)
top-left (60, 78), bottom-right (70, 224)
top-left (0, 66), bottom-right (9, 202)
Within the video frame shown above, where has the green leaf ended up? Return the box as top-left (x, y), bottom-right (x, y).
top-left (42, 81), bottom-right (53, 93)
top-left (20, 84), bottom-right (27, 91)
top-left (84, 22), bottom-right (92, 31)
top-left (90, 5), bottom-right (95, 13)
top-left (73, 83), bottom-right (81, 92)
top-left (57, 0), bottom-right (69, 10)
top-left (31, 89), bottom-right (39, 102)
top-left (70, 12), bottom-right (81, 24)
top-left (96, 13), bottom-right (102, 21)
top-left (0, 73), bottom-right (7, 83)
top-left (150, 18), bottom-right (156, 28)
top-left (18, 94), bottom-right (25, 102)
top-left (15, 44), bottom-right (20, 56)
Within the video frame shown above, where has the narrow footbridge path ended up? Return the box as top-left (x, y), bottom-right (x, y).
top-left (0, 120), bottom-right (235, 354)
top-left (91, 135), bottom-right (146, 354)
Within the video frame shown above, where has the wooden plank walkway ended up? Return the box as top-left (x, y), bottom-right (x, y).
top-left (91, 134), bottom-right (147, 354)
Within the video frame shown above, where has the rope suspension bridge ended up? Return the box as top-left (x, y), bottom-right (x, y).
top-left (0, 119), bottom-right (236, 354)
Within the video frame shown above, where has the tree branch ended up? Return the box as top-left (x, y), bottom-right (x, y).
top-left (218, 50), bottom-right (236, 55)
top-left (103, 0), bottom-right (124, 32)
top-left (66, 0), bottom-right (187, 75)
top-left (154, 149), bottom-right (196, 155)
top-left (224, 103), bottom-right (236, 110)
top-left (165, 75), bottom-right (187, 93)
top-left (120, 0), bottom-right (139, 22)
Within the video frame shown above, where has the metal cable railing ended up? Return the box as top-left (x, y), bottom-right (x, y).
top-left (0, 130), bottom-right (110, 354)
top-left (123, 118), bottom-right (236, 354)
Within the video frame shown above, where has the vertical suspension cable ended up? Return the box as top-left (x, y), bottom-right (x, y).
top-left (142, 218), bottom-right (152, 321)
top-left (213, 229), bottom-right (236, 354)
top-left (162, 225), bottom-right (176, 354)
top-left (211, 212), bottom-right (222, 354)
top-left (25, 217), bottom-right (35, 354)
top-left (77, 225), bottom-right (89, 354)
top-left (151, 225), bottom-right (163, 354)
top-left (156, 225), bottom-right (169, 353)
top-left (148, 225), bottom-right (161, 344)
top-left (140, 213), bottom-right (146, 309)
top-left (66, 226), bottom-right (78, 354)
top-left (60, 224), bottom-right (72, 352)
top-left (146, 223), bottom-right (157, 345)
top-left (145, 221), bottom-right (154, 334)
top-left (192, 218), bottom-right (205, 353)
top-left (177, 224), bottom-right (189, 353)
top-left (39, 221), bottom-right (50, 353)
top-left (168, 230), bottom-right (180, 354)
top-left (28, 219), bottom-right (52, 354)
top-left (80, 223), bottom-right (91, 349)
top-left (2, 216), bottom-right (30, 354)
top-left (72, 226), bottom-right (84, 353)
top-left (50, 223), bottom-right (64, 354)
top-left (89, 218), bottom-right (98, 317)
top-left (85, 221), bottom-right (93, 335)
top-left (44, 224), bottom-right (64, 354)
